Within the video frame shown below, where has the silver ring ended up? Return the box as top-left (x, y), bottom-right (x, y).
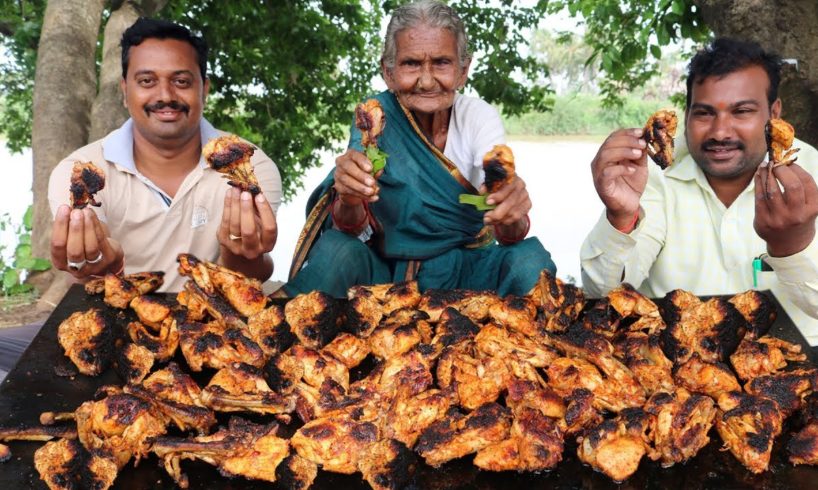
top-left (67, 259), bottom-right (86, 271)
top-left (86, 251), bottom-right (104, 264)
top-left (229, 233), bottom-right (242, 241)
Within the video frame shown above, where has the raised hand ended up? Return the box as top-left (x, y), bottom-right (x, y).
top-left (51, 205), bottom-right (124, 278)
top-left (591, 128), bottom-right (649, 230)
top-left (754, 163), bottom-right (818, 257)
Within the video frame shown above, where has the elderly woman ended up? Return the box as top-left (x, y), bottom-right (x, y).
top-left (284, 0), bottom-right (555, 297)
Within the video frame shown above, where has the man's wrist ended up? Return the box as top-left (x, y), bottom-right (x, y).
top-left (607, 209), bottom-right (639, 234)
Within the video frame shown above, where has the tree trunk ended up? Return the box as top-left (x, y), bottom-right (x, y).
top-left (30, 0), bottom-right (106, 266)
top-left (693, 0), bottom-right (818, 148)
top-left (88, 0), bottom-right (169, 141)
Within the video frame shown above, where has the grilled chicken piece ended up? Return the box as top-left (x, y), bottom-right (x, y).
top-left (716, 391), bottom-right (783, 474)
top-left (177, 254), bottom-right (215, 294)
top-left (178, 253), bottom-right (266, 317)
top-left (547, 324), bottom-right (646, 409)
top-left (0, 424), bottom-right (78, 442)
top-left (547, 357), bottom-right (642, 413)
top-left (115, 342), bottom-right (154, 384)
top-left (527, 268), bottom-right (585, 333)
top-left (69, 161), bottom-right (105, 209)
top-left (76, 392), bottom-right (167, 469)
top-left (615, 332), bottom-right (675, 395)
top-left (643, 109), bottom-right (677, 169)
top-left (153, 418), bottom-right (288, 488)
top-left (661, 297), bottom-right (746, 364)
top-left (644, 388), bottom-right (717, 467)
top-left (369, 309), bottom-right (431, 360)
top-left (34, 438), bottom-right (118, 490)
top-left (744, 368), bottom-right (818, 418)
top-left (276, 454), bottom-right (319, 490)
top-left (418, 289), bottom-right (500, 323)
top-left (247, 304), bottom-right (295, 358)
top-left (201, 362), bottom-right (296, 416)
top-left (290, 344), bottom-right (350, 391)
top-left (728, 290), bottom-right (777, 338)
top-left (176, 288), bottom-right (208, 321)
top-left (436, 341), bottom-right (510, 410)
top-left (431, 307), bottom-right (480, 352)
top-left (85, 270), bottom-right (164, 296)
top-left (474, 380), bottom-right (565, 472)
top-left (385, 389), bottom-right (457, 448)
top-left (57, 308), bottom-right (114, 376)
top-left (730, 336), bottom-right (807, 381)
top-left (291, 415), bottom-right (380, 474)
top-left (323, 332), bottom-right (371, 368)
top-left (203, 134), bottom-right (262, 195)
top-left (766, 118), bottom-right (799, 168)
top-left (358, 439), bottom-right (417, 490)
top-left (487, 295), bottom-right (538, 337)
top-left (673, 353), bottom-right (740, 400)
top-left (126, 362), bottom-right (216, 434)
top-left (355, 98), bottom-right (386, 148)
top-left (181, 280), bottom-right (245, 328)
top-left (585, 284), bottom-right (665, 338)
top-left (349, 281), bottom-right (421, 315)
top-left (285, 290), bottom-right (340, 349)
top-left (416, 402), bottom-right (511, 467)
top-left (178, 321), bottom-right (264, 371)
top-left (127, 312), bottom-right (181, 363)
top-left (482, 144), bottom-right (515, 193)
top-left (563, 388), bottom-right (603, 436)
top-left (788, 393), bottom-right (818, 465)
top-left (130, 294), bottom-right (172, 327)
top-left (577, 408), bottom-right (656, 482)
top-left (345, 294), bottom-right (384, 337)
top-left (474, 323), bottom-right (559, 368)
top-left (658, 288), bottom-right (702, 329)
top-left (102, 271), bottom-right (165, 308)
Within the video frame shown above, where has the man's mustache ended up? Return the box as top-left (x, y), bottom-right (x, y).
top-left (701, 139), bottom-right (745, 151)
top-left (144, 100), bottom-right (189, 115)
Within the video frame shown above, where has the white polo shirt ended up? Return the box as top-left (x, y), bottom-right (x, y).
top-left (48, 118), bottom-right (282, 292)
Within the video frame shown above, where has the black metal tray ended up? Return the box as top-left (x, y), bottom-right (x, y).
top-left (1, 285), bottom-right (817, 489)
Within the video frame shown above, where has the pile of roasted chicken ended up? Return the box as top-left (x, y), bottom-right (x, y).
top-left (2, 258), bottom-right (817, 489)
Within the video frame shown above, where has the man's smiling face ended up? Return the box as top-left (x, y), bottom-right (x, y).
top-left (685, 64), bottom-right (781, 180)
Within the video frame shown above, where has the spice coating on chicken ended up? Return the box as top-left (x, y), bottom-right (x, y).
top-left (201, 362), bottom-right (296, 416)
top-left (577, 408), bottom-right (655, 482)
top-left (643, 109), bottom-right (677, 169)
top-left (527, 269), bottom-right (585, 333)
top-left (275, 454), bottom-right (319, 490)
top-left (70, 161), bottom-right (105, 209)
top-left (57, 308), bottom-right (114, 376)
top-left (358, 438), bottom-right (417, 490)
top-left (355, 98), bottom-right (386, 148)
top-left (744, 368), bottom-right (818, 417)
top-left (728, 290), bottom-right (777, 338)
top-left (661, 297), bottom-right (746, 364)
top-left (247, 304), bottom-right (295, 358)
top-left (766, 118), bottom-right (799, 167)
top-left (115, 342), bottom-right (154, 384)
top-left (291, 415), bottom-right (380, 474)
top-left (730, 336), bottom-right (806, 381)
top-left (482, 144), bottom-right (516, 193)
top-left (34, 438), bottom-right (118, 490)
top-left (285, 290), bottom-right (340, 349)
top-left (644, 388), bottom-right (716, 466)
top-left (716, 391), bottom-right (783, 474)
top-left (203, 134), bottom-right (261, 195)
top-left (178, 321), bottom-right (264, 371)
top-left (788, 393), bottom-right (818, 466)
top-left (419, 289), bottom-right (500, 323)
top-left (673, 353), bottom-right (740, 400)
top-left (615, 332), bottom-right (675, 395)
top-left (385, 388), bottom-right (457, 448)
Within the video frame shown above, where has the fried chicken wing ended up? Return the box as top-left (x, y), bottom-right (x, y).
top-left (69, 161), bottom-right (105, 209)
top-left (57, 308), bottom-right (114, 376)
top-left (355, 98), bottom-right (386, 148)
top-left (35, 438), bottom-right (118, 490)
top-left (644, 388), bottom-right (717, 467)
top-left (766, 118), bottom-right (799, 168)
top-left (203, 134), bottom-right (261, 195)
top-left (127, 312), bottom-right (181, 363)
top-left (431, 307), bottom-right (481, 351)
top-left (730, 336), bottom-right (806, 381)
top-left (178, 253), bottom-right (266, 317)
top-left (577, 408), bottom-right (656, 482)
top-left (716, 391), bottom-right (783, 474)
top-left (415, 403), bottom-right (511, 467)
top-left (643, 109), bottom-right (677, 169)
top-left (673, 353), bottom-right (740, 400)
top-left (527, 269), bottom-right (585, 333)
top-left (482, 144), bottom-right (515, 193)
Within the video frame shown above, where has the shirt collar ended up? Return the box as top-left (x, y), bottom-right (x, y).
top-left (102, 118), bottom-right (220, 173)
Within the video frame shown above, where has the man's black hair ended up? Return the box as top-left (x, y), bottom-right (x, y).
top-left (686, 37), bottom-right (782, 109)
top-left (121, 17), bottom-right (208, 80)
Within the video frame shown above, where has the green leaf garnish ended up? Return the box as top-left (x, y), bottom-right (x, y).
top-left (365, 145), bottom-right (388, 175)
top-left (459, 193), bottom-right (496, 211)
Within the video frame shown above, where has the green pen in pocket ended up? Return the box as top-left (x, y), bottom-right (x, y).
top-left (752, 257), bottom-right (762, 289)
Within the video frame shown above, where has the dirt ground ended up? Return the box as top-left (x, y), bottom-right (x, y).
top-left (0, 300), bottom-right (51, 328)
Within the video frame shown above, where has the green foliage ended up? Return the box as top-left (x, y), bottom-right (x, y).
top-left (0, 205), bottom-right (51, 296)
top-left (365, 145), bottom-right (388, 175)
top-left (504, 92), bottom-right (680, 136)
top-left (0, 0), bottom-right (556, 199)
top-left (548, 0), bottom-right (710, 106)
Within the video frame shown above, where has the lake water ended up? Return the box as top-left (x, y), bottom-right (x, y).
top-left (0, 138), bottom-right (604, 285)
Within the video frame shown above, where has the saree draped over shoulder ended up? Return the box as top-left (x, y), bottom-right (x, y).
top-left (285, 91), bottom-right (555, 297)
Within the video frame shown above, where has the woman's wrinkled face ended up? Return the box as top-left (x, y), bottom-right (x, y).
top-left (382, 24), bottom-right (469, 115)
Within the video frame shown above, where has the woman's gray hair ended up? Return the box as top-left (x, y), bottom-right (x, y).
top-left (381, 0), bottom-right (471, 70)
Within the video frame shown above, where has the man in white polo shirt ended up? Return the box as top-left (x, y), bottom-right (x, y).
top-left (47, 18), bottom-right (282, 292)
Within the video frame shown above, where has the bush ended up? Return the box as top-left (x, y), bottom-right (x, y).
top-left (1, 205), bottom-right (50, 296)
top-left (504, 93), bottom-right (679, 136)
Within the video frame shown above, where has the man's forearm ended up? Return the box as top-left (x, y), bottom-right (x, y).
top-left (219, 249), bottom-right (273, 281)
